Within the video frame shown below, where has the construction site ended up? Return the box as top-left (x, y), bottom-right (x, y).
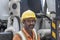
top-left (0, 0), bottom-right (60, 40)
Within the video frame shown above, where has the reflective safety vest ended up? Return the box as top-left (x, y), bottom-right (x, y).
top-left (17, 29), bottom-right (38, 40)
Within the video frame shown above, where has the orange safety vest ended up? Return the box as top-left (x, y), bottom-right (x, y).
top-left (13, 28), bottom-right (40, 40)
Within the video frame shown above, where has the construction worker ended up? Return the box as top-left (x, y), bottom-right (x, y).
top-left (13, 10), bottom-right (40, 40)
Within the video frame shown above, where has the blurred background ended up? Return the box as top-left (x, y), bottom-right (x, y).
top-left (0, 0), bottom-right (60, 40)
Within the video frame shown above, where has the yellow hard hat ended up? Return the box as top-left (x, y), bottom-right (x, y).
top-left (21, 10), bottom-right (37, 22)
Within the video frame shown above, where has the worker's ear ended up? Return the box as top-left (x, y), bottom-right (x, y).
top-left (22, 20), bottom-right (25, 24)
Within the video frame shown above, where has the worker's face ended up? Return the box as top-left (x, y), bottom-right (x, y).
top-left (24, 18), bottom-right (36, 30)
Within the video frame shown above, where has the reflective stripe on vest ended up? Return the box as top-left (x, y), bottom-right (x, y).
top-left (17, 29), bottom-right (38, 40)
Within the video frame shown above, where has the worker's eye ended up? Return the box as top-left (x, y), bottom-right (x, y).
top-left (32, 20), bottom-right (36, 22)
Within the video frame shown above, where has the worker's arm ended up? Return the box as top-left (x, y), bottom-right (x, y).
top-left (13, 34), bottom-right (22, 40)
top-left (38, 34), bottom-right (41, 40)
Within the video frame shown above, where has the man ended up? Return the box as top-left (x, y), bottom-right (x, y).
top-left (13, 10), bottom-right (40, 40)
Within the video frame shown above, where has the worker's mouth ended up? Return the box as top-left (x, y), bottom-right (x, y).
top-left (29, 25), bottom-right (34, 29)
